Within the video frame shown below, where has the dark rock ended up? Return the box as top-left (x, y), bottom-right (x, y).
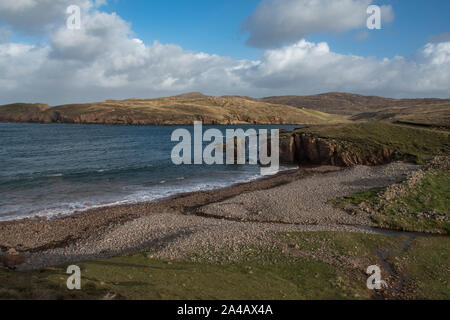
top-left (279, 133), bottom-right (395, 167)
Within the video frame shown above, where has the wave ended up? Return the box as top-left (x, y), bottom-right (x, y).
top-left (0, 164), bottom-right (157, 187)
top-left (0, 170), bottom-right (267, 222)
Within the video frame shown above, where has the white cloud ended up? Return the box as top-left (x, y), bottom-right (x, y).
top-left (50, 11), bottom-right (132, 61)
top-left (0, 42), bottom-right (50, 93)
top-left (0, 1), bottom-right (448, 105)
top-left (0, 0), bottom-right (104, 35)
top-left (0, 7), bottom-right (250, 104)
top-left (236, 40), bottom-right (450, 97)
top-left (242, 0), bottom-right (394, 48)
top-left (237, 40), bottom-right (450, 97)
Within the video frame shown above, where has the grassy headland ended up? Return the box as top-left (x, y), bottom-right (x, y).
top-left (290, 121), bottom-right (449, 165)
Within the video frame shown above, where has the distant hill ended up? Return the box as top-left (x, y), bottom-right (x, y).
top-left (2, 92), bottom-right (448, 128)
top-left (351, 102), bottom-right (450, 129)
top-left (261, 92), bottom-right (450, 114)
top-left (261, 92), bottom-right (450, 128)
top-left (0, 103), bottom-right (51, 122)
top-left (173, 92), bottom-right (209, 99)
top-left (0, 95), bottom-right (347, 125)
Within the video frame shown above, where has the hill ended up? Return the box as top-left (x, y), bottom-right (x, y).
top-left (0, 103), bottom-right (50, 122)
top-left (0, 95), bottom-right (347, 125)
top-left (351, 102), bottom-right (450, 129)
top-left (261, 93), bottom-right (450, 128)
top-left (261, 92), bottom-right (449, 115)
top-left (2, 92), bottom-right (449, 127)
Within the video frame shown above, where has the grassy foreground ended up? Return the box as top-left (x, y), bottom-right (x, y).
top-left (1, 232), bottom-right (448, 300)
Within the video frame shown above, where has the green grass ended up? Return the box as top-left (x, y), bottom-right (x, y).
top-left (279, 231), bottom-right (405, 259)
top-left (391, 236), bottom-right (450, 299)
top-left (372, 170), bottom-right (450, 234)
top-left (398, 170), bottom-right (450, 213)
top-left (329, 187), bottom-right (385, 208)
top-left (4, 231), bottom-right (449, 300)
top-left (0, 251), bottom-right (367, 300)
top-left (0, 266), bottom-right (110, 300)
top-left (295, 121), bottom-right (450, 164)
top-left (331, 170), bottom-right (450, 234)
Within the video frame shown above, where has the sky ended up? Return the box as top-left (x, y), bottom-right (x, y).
top-left (0, 0), bottom-right (449, 105)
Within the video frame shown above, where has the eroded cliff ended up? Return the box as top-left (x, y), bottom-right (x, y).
top-left (280, 133), bottom-right (394, 166)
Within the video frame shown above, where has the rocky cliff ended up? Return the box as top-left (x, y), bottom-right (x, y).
top-left (280, 133), bottom-right (395, 166)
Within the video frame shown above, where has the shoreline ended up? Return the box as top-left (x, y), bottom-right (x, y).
top-left (0, 166), bottom-right (298, 224)
top-left (0, 121), bottom-right (308, 127)
top-left (0, 166), bottom-right (316, 251)
top-left (0, 162), bottom-right (422, 270)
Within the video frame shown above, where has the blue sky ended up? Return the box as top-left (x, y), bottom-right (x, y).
top-left (100, 0), bottom-right (262, 60)
top-left (309, 0), bottom-right (450, 57)
top-left (99, 0), bottom-right (450, 60)
top-left (0, 0), bottom-right (449, 104)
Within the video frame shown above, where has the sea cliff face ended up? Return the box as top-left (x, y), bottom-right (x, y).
top-left (280, 121), bottom-right (450, 167)
top-left (279, 133), bottom-right (394, 166)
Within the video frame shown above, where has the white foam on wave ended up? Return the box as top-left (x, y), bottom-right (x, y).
top-left (0, 166), bottom-right (297, 222)
top-left (46, 173), bottom-right (64, 177)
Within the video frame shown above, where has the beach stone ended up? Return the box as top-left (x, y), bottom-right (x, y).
top-left (0, 248), bottom-right (27, 269)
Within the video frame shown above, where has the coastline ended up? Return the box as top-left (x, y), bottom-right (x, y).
top-left (0, 167), bottom-right (309, 251)
top-left (0, 122), bottom-right (302, 223)
top-left (0, 165), bottom-right (298, 223)
top-left (0, 162), bottom-right (421, 270)
top-left (0, 120), bottom-right (307, 127)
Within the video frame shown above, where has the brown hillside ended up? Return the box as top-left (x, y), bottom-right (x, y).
top-left (0, 103), bottom-right (50, 123)
top-left (261, 92), bottom-right (450, 128)
top-left (0, 96), bottom-right (347, 125)
top-left (261, 92), bottom-right (449, 115)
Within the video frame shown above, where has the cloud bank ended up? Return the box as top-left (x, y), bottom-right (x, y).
top-left (0, 0), bottom-right (448, 105)
top-left (242, 0), bottom-right (394, 48)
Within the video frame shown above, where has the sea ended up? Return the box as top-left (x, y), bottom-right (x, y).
top-left (0, 123), bottom-right (300, 221)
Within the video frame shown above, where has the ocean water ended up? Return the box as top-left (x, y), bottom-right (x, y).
top-left (0, 123), bottom-right (299, 221)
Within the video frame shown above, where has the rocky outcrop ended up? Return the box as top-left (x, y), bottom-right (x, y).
top-left (279, 135), bottom-right (296, 163)
top-left (279, 133), bottom-right (395, 166)
top-left (0, 248), bottom-right (27, 269)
